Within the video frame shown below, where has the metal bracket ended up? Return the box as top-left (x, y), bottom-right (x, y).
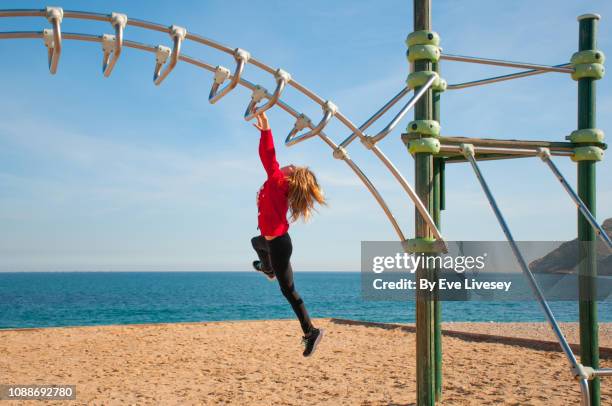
top-left (536, 147), bottom-right (551, 160)
top-left (285, 101), bottom-right (337, 147)
top-left (333, 146), bottom-right (349, 160)
top-left (566, 128), bottom-right (605, 144)
top-left (406, 119), bottom-right (441, 137)
top-left (153, 25), bottom-right (187, 85)
top-left (102, 12), bottom-right (127, 77)
top-left (243, 85), bottom-right (269, 119)
top-left (209, 48), bottom-right (250, 104)
top-left (573, 364), bottom-right (596, 380)
top-left (154, 45), bottom-right (171, 72)
top-left (572, 146), bottom-right (604, 162)
top-left (244, 68), bottom-right (291, 120)
top-left (360, 136), bottom-right (376, 150)
top-left (459, 143), bottom-right (475, 158)
top-left (44, 6), bottom-right (63, 74)
top-left (409, 137), bottom-right (441, 154)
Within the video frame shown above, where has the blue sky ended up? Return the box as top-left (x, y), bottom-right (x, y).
top-left (0, 1), bottom-right (610, 271)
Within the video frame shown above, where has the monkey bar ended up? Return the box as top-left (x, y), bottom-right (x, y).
top-left (0, 7), bottom-right (444, 247)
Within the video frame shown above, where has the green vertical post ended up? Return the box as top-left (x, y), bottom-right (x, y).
top-left (413, 0), bottom-right (435, 405)
top-left (576, 13), bottom-right (600, 406)
top-left (432, 61), bottom-right (443, 401)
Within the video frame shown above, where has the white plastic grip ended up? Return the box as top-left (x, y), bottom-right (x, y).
top-left (43, 29), bottom-right (55, 48)
top-left (155, 45), bottom-right (171, 65)
top-left (251, 85), bottom-right (268, 103)
top-left (234, 48), bottom-right (250, 63)
top-left (213, 66), bottom-right (231, 85)
top-left (111, 12), bottom-right (128, 30)
top-left (45, 6), bottom-right (63, 24)
top-left (275, 68), bottom-right (292, 84)
top-left (170, 25), bottom-right (187, 42)
top-left (323, 100), bottom-right (338, 116)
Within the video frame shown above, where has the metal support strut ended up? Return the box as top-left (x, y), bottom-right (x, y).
top-left (340, 74), bottom-right (437, 149)
top-left (447, 63), bottom-right (572, 90)
top-left (440, 53), bottom-right (574, 73)
top-left (460, 143), bottom-right (596, 406)
top-left (537, 148), bottom-right (611, 250)
top-left (338, 87), bottom-right (410, 149)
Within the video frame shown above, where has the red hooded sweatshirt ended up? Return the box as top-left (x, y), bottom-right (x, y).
top-left (257, 129), bottom-right (289, 236)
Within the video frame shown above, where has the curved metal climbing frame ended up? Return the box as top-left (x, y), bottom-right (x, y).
top-left (0, 7), bottom-right (445, 248)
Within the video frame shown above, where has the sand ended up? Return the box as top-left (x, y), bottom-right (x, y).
top-left (0, 319), bottom-right (610, 405)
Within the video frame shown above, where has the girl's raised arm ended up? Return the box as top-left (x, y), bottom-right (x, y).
top-left (254, 113), bottom-right (280, 178)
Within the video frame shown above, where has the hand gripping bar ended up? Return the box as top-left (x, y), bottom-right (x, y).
top-left (153, 25), bottom-right (187, 85)
top-left (285, 101), bottom-right (338, 147)
top-left (101, 12), bottom-right (128, 77)
top-left (209, 48), bottom-right (250, 104)
top-left (43, 6), bottom-right (63, 74)
top-left (244, 68), bottom-right (291, 121)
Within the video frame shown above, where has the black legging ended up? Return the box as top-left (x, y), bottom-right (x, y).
top-left (251, 233), bottom-right (314, 335)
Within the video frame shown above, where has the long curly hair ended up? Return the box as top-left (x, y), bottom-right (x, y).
top-left (286, 166), bottom-right (326, 222)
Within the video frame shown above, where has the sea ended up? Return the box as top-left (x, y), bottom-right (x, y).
top-left (0, 272), bottom-right (610, 329)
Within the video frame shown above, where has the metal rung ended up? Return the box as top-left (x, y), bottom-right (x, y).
top-left (244, 68), bottom-right (291, 120)
top-left (44, 6), bottom-right (63, 74)
top-left (285, 100), bottom-right (337, 146)
top-left (209, 48), bottom-right (250, 104)
top-left (153, 25), bottom-right (186, 85)
top-left (441, 53), bottom-right (573, 73)
top-left (537, 148), bottom-right (612, 250)
top-left (102, 12), bottom-right (127, 77)
top-left (460, 143), bottom-right (587, 405)
top-left (439, 144), bottom-right (574, 158)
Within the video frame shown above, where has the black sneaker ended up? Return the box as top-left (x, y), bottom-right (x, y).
top-left (302, 328), bottom-right (324, 357)
top-left (252, 260), bottom-right (275, 280)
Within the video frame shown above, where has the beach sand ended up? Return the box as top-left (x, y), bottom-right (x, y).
top-left (1, 319), bottom-right (610, 405)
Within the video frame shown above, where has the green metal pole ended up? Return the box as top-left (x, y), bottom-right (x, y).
top-left (413, 0), bottom-right (435, 404)
top-left (432, 61), bottom-right (443, 401)
top-left (439, 159), bottom-right (445, 211)
top-left (577, 13), bottom-right (600, 406)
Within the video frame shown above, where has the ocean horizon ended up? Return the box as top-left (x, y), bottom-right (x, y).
top-left (1, 271), bottom-right (610, 329)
